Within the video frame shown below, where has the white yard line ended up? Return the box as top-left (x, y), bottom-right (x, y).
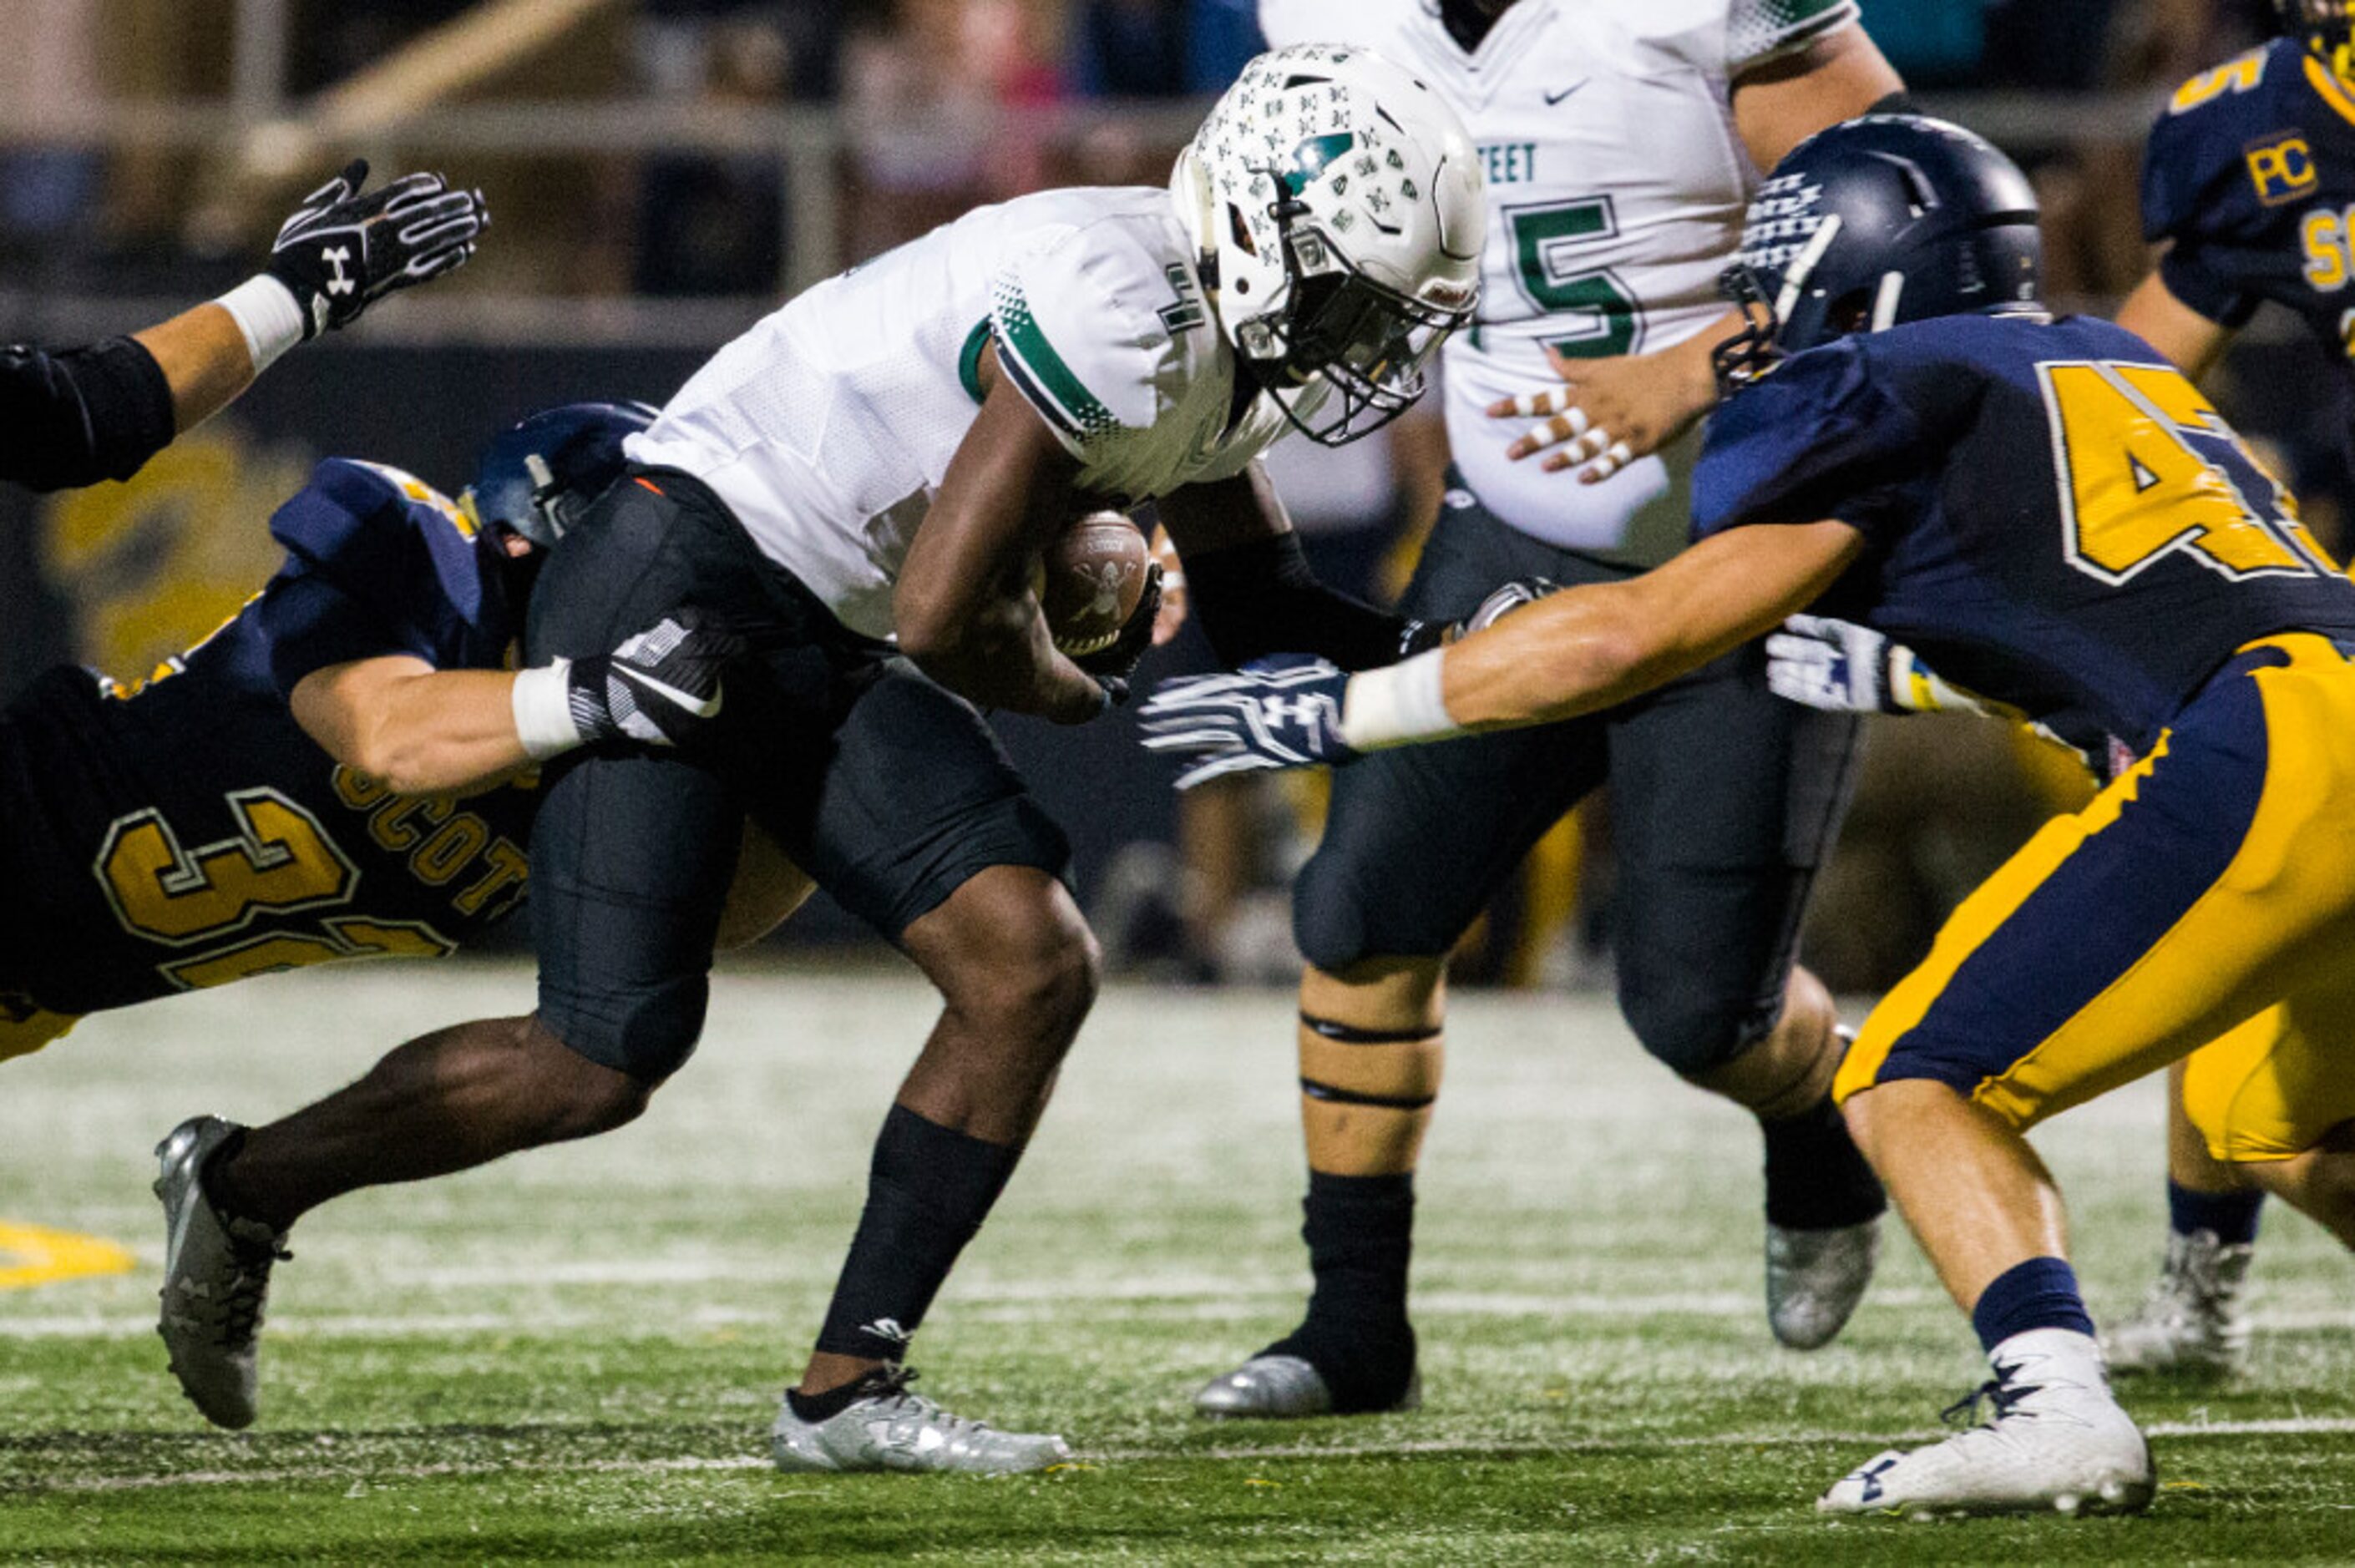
top-left (13, 1415), bottom-right (2355, 1495)
top-left (9, 1293), bottom-right (2351, 1338)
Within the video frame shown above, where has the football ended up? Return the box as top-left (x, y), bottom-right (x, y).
top-left (1039, 510), bottom-right (1151, 656)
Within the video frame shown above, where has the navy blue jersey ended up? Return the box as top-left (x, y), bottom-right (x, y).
top-left (0, 459), bottom-right (537, 1018)
top-left (1693, 312), bottom-right (2355, 754)
top-left (2144, 38), bottom-right (2355, 372)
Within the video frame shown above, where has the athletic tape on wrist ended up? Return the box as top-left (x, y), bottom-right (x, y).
top-left (511, 660), bottom-right (585, 761)
top-left (1340, 648), bottom-right (1461, 751)
top-left (213, 275), bottom-right (306, 373)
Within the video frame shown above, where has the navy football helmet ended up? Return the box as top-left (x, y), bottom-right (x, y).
top-left (2278, 1), bottom-right (2355, 67)
top-left (463, 400), bottom-right (658, 549)
top-left (1713, 115), bottom-right (2042, 392)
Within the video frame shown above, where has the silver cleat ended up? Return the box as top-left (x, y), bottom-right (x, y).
top-left (2103, 1228), bottom-right (2253, 1378)
top-left (1766, 1216), bottom-right (1881, 1350)
top-left (770, 1366), bottom-right (1072, 1474)
top-left (1193, 1354), bottom-right (1421, 1419)
top-left (154, 1115), bottom-right (289, 1430)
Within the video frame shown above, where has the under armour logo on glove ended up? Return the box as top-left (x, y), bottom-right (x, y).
top-left (567, 608), bottom-right (745, 749)
top-left (1136, 655), bottom-right (1356, 789)
top-left (266, 159), bottom-right (489, 338)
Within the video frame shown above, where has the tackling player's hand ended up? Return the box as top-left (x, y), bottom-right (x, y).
top-left (1136, 655), bottom-right (1357, 789)
top-left (266, 160), bottom-right (488, 339)
top-left (1489, 339), bottom-right (1718, 483)
top-left (568, 608), bottom-right (744, 748)
top-left (1401, 577), bottom-right (1557, 655)
top-left (1765, 614), bottom-right (1991, 716)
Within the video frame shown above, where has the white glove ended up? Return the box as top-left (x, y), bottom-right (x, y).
top-left (1764, 615), bottom-right (1990, 716)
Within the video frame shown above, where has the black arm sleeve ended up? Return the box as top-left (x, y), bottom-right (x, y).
top-left (0, 336), bottom-right (176, 493)
top-left (1865, 90), bottom-right (1918, 115)
top-left (1183, 531), bottom-right (1415, 672)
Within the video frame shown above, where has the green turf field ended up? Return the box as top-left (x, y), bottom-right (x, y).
top-left (1, 962), bottom-right (2349, 1564)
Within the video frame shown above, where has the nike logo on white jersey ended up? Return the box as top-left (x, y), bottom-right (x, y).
top-left (1542, 79), bottom-right (1588, 106)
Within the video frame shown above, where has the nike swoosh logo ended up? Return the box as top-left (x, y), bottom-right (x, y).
top-left (620, 668), bottom-right (723, 718)
top-left (1543, 80), bottom-right (1588, 106)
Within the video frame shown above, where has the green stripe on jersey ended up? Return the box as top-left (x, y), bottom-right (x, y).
top-left (1730, 0), bottom-right (1854, 65)
top-left (956, 318), bottom-right (991, 406)
top-left (992, 282), bottom-right (1120, 441)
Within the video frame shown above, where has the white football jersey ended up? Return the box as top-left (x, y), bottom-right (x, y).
top-left (626, 187), bottom-right (1292, 640)
top-left (1261, 0), bottom-right (1857, 561)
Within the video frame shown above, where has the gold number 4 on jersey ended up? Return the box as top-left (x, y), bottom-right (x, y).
top-left (2039, 358), bottom-right (2337, 584)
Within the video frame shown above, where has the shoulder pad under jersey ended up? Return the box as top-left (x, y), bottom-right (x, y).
top-left (266, 458), bottom-right (509, 657)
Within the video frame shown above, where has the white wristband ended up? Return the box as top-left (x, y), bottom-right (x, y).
top-left (213, 275), bottom-right (307, 374)
top-left (511, 660), bottom-right (585, 761)
top-left (1339, 648), bottom-right (1462, 751)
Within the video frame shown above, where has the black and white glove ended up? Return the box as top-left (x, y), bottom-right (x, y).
top-left (1764, 614), bottom-right (1990, 716)
top-left (266, 160), bottom-right (488, 340)
top-left (1137, 655), bottom-right (1357, 789)
top-left (1400, 577), bottom-right (1557, 655)
top-left (512, 609), bottom-right (744, 761)
top-left (1071, 560), bottom-right (1165, 706)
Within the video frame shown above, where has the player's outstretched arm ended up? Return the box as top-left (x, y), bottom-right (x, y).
top-left (1436, 522), bottom-right (1862, 731)
top-left (160, 162), bottom-right (489, 438)
top-left (293, 658), bottom-right (531, 797)
top-left (1138, 522), bottom-right (1861, 785)
top-left (293, 610), bottom-right (741, 797)
top-left (896, 358), bottom-right (1110, 723)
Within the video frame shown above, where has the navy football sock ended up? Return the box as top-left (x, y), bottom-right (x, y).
top-left (811, 1104), bottom-right (1020, 1362)
top-left (1760, 1095), bottom-right (1887, 1232)
top-left (1971, 1256), bottom-right (2097, 1354)
top-left (2167, 1179), bottom-right (2263, 1247)
top-left (1269, 1171), bottom-right (1417, 1412)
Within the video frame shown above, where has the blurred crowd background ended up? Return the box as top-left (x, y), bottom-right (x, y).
top-left (2, 0), bottom-right (2344, 994)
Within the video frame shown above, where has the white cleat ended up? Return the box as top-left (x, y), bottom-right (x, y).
top-left (770, 1366), bottom-right (1072, 1474)
top-left (154, 1115), bottom-right (290, 1431)
top-left (1817, 1328), bottom-right (2154, 1519)
top-left (1766, 1216), bottom-right (1881, 1350)
top-left (2103, 1229), bottom-right (2253, 1378)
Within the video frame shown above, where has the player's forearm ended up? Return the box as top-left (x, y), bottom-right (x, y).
top-left (132, 301), bottom-right (261, 434)
top-left (901, 597), bottom-right (1106, 722)
top-left (1184, 532), bottom-right (1412, 670)
top-left (1437, 585), bottom-right (1678, 731)
top-left (1320, 584), bottom-right (1673, 755)
top-left (340, 670), bottom-right (533, 797)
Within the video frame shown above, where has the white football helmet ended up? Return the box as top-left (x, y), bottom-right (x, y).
top-left (1172, 44), bottom-right (1482, 445)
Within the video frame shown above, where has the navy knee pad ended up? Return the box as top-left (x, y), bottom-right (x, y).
top-left (1616, 968), bottom-right (1783, 1078)
top-left (537, 972), bottom-right (709, 1085)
